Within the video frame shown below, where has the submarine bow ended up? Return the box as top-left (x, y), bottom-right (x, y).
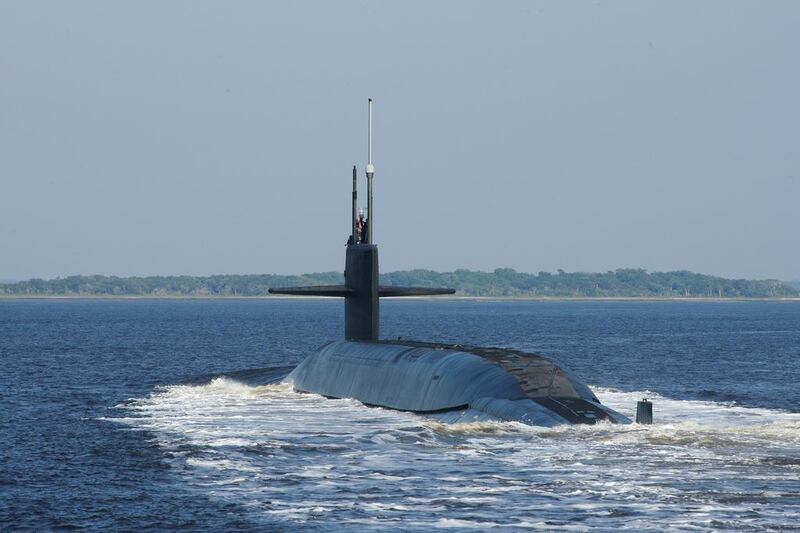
top-left (287, 340), bottom-right (629, 426)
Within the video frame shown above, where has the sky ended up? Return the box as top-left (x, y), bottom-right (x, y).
top-left (1, 1), bottom-right (798, 281)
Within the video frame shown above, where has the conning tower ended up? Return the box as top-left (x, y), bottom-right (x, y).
top-left (269, 99), bottom-right (455, 340)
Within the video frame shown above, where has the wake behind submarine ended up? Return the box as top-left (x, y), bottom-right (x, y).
top-left (270, 99), bottom-right (630, 427)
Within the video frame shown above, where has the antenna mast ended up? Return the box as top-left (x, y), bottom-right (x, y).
top-left (351, 165), bottom-right (357, 244)
top-left (366, 98), bottom-right (374, 244)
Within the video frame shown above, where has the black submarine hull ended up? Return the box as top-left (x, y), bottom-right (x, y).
top-left (287, 340), bottom-right (630, 427)
top-left (273, 100), bottom-right (630, 428)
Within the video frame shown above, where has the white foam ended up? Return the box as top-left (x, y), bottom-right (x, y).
top-left (110, 377), bottom-right (800, 531)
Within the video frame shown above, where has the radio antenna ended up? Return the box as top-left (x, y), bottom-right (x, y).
top-left (366, 98), bottom-right (374, 244)
top-left (351, 165), bottom-right (357, 244)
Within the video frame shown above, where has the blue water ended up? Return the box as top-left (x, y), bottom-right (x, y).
top-left (2, 299), bottom-right (799, 530)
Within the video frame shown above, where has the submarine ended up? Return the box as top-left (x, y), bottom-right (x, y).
top-left (269, 99), bottom-right (630, 427)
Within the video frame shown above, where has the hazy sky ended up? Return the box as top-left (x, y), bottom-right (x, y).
top-left (1, 1), bottom-right (798, 280)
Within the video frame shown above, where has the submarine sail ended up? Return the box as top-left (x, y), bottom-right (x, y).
top-left (269, 99), bottom-right (630, 427)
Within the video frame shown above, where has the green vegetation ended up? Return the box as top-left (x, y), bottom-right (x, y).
top-left (1, 269), bottom-right (797, 298)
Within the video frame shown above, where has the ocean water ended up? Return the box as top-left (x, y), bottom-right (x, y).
top-left (1, 299), bottom-right (799, 531)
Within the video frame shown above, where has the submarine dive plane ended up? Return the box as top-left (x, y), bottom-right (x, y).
top-left (269, 100), bottom-right (630, 427)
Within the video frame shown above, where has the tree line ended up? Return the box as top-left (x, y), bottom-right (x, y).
top-left (1, 268), bottom-right (796, 298)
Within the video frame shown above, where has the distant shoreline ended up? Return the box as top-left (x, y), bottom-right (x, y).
top-left (2, 295), bottom-right (799, 302)
top-left (3, 270), bottom-right (796, 299)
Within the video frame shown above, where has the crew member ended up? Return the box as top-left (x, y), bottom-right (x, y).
top-left (356, 210), bottom-right (366, 243)
top-left (361, 217), bottom-right (368, 244)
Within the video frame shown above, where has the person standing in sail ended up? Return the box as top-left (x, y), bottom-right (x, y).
top-left (356, 210), bottom-right (366, 243)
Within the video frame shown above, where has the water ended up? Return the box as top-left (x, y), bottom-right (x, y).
top-left (1, 299), bottom-right (799, 530)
